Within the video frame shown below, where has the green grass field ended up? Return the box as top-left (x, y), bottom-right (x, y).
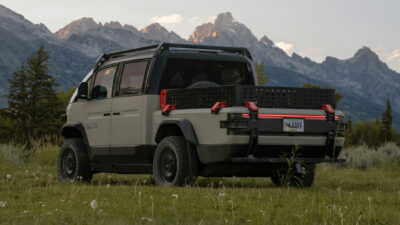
top-left (1, 144), bottom-right (400, 225)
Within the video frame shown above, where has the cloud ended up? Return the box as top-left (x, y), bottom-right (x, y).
top-left (189, 16), bottom-right (201, 23)
top-left (274, 42), bottom-right (294, 54)
top-left (150, 14), bottom-right (183, 24)
top-left (373, 47), bottom-right (400, 62)
top-left (388, 49), bottom-right (400, 61)
top-left (372, 47), bottom-right (400, 72)
top-left (189, 16), bottom-right (217, 24)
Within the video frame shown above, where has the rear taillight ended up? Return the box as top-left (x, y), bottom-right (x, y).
top-left (160, 89), bottom-right (167, 109)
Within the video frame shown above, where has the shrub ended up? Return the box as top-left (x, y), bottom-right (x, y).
top-left (340, 142), bottom-right (400, 169)
top-left (0, 142), bottom-right (58, 166)
top-left (0, 144), bottom-right (24, 164)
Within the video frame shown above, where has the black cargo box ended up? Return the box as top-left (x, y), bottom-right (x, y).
top-left (164, 85), bottom-right (335, 110)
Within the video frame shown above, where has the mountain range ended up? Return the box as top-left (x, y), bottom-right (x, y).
top-left (0, 4), bottom-right (399, 124)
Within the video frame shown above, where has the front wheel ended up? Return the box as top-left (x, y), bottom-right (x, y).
top-left (57, 138), bottom-right (93, 183)
top-left (153, 136), bottom-right (198, 186)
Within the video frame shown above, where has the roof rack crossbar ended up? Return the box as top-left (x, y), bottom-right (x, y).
top-left (106, 44), bottom-right (160, 59)
top-left (94, 44), bottom-right (161, 69)
top-left (160, 43), bottom-right (252, 59)
top-left (94, 42), bottom-right (253, 69)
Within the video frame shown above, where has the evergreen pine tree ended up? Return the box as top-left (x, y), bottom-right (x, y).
top-left (7, 45), bottom-right (63, 147)
top-left (380, 99), bottom-right (393, 143)
top-left (7, 63), bottom-right (31, 145)
top-left (26, 45), bottom-right (63, 139)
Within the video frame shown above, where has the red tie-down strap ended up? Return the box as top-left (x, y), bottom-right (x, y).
top-left (162, 104), bottom-right (176, 116)
top-left (321, 104), bottom-right (334, 114)
top-left (244, 102), bottom-right (259, 112)
top-left (211, 102), bottom-right (227, 114)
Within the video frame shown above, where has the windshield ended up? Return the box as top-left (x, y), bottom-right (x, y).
top-left (160, 58), bottom-right (253, 90)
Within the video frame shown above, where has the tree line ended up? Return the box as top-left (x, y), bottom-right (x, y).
top-left (344, 100), bottom-right (399, 148)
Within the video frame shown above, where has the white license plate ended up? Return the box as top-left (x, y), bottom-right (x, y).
top-left (283, 119), bottom-right (304, 132)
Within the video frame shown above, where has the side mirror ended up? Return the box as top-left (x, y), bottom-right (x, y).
top-left (77, 82), bottom-right (89, 99)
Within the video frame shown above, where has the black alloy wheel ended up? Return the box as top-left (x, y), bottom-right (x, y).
top-left (57, 138), bottom-right (93, 183)
top-left (153, 136), bottom-right (198, 186)
top-left (159, 148), bottom-right (178, 182)
top-left (61, 148), bottom-right (77, 178)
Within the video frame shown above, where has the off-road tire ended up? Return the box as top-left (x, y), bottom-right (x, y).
top-left (271, 163), bottom-right (315, 187)
top-left (187, 81), bottom-right (220, 88)
top-left (57, 138), bottom-right (93, 183)
top-left (153, 136), bottom-right (198, 186)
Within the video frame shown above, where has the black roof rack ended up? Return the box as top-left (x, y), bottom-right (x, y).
top-left (94, 42), bottom-right (253, 69)
top-left (160, 43), bottom-right (252, 60)
top-left (94, 44), bottom-right (160, 69)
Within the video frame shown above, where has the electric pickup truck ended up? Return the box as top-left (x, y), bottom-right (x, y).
top-left (58, 43), bottom-right (346, 187)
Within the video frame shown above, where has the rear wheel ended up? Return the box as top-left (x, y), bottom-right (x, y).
top-left (57, 138), bottom-right (93, 183)
top-left (271, 163), bottom-right (315, 187)
top-left (153, 136), bottom-right (198, 186)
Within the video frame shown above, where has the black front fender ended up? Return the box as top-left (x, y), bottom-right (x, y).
top-left (60, 122), bottom-right (91, 158)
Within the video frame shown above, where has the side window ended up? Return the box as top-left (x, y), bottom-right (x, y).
top-left (118, 61), bottom-right (148, 96)
top-left (92, 66), bottom-right (117, 99)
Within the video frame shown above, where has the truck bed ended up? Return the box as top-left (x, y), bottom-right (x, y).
top-left (155, 85), bottom-right (345, 165)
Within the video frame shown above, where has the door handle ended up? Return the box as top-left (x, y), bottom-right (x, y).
top-left (113, 112), bottom-right (121, 116)
top-left (103, 113), bottom-right (111, 117)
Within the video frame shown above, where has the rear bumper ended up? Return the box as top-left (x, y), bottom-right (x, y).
top-left (195, 110), bottom-right (346, 164)
top-left (231, 157), bottom-right (345, 164)
top-left (198, 157), bottom-right (345, 177)
top-left (197, 144), bottom-right (343, 164)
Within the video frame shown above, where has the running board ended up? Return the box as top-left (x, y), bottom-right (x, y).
top-left (231, 158), bottom-right (345, 164)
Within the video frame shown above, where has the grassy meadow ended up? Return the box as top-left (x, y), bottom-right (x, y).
top-left (1, 143), bottom-right (400, 225)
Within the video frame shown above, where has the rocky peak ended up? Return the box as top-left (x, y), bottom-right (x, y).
top-left (349, 46), bottom-right (391, 73)
top-left (141, 23), bottom-right (167, 34)
top-left (213, 12), bottom-right (240, 31)
top-left (0, 4), bottom-right (27, 24)
top-left (352, 46), bottom-right (380, 62)
top-left (214, 12), bottom-right (234, 26)
top-left (55, 17), bottom-right (99, 39)
top-left (260, 35), bottom-right (274, 46)
top-left (188, 12), bottom-right (258, 48)
top-left (188, 23), bottom-right (213, 43)
top-left (321, 56), bottom-right (341, 67)
top-left (291, 53), bottom-right (318, 68)
top-left (123, 24), bottom-right (140, 34)
top-left (0, 4), bottom-right (54, 41)
top-left (104, 21), bottom-right (123, 29)
top-left (140, 23), bottom-right (185, 43)
top-left (291, 52), bottom-right (304, 61)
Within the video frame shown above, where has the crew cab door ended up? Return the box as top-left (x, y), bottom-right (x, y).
top-left (84, 66), bottom-right (117, 164)
top-left (110, 60), bottom-right (149, 164)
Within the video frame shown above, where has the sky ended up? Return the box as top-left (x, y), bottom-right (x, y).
top-left (1, 0), bottom-right (399, 72)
